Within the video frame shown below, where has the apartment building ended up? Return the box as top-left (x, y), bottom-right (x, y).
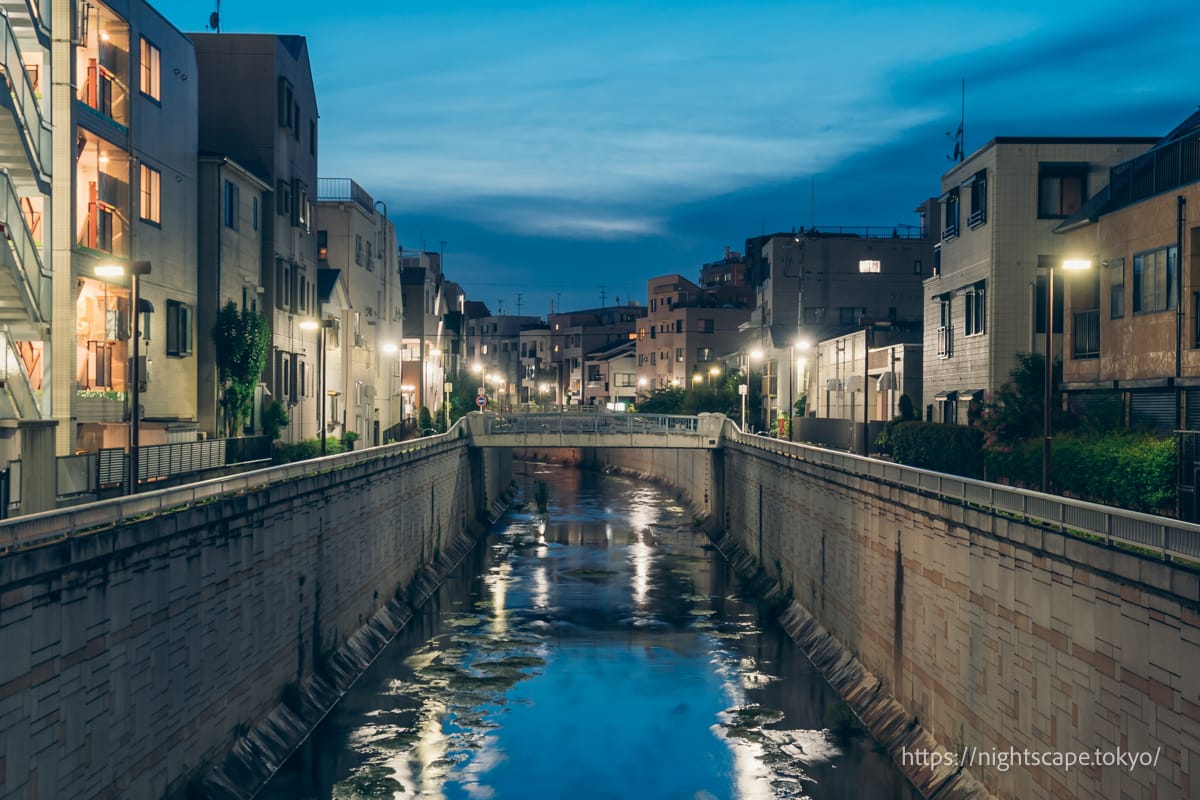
top-left (636, 275), bottom-right (749, 391)
top-left (196, 154), bottom-right (270, 437)
top-left (316, 177), bottom-right (399, 445)
top-left (1057, 113), bottom-right (1200, 432)
top-left (923, 137), bottom-right (1157, 424)
top-left (399, 250), bottom-right (448, 417)
top-left (747, 220), bottom-right (934, 424)
top-left (519, 323), bottom-right (555, 407)
top-left (0, 0), bottom-right (51, 508)
top-left (192, 33), bottom-right (320, 442)
top-left (53, 1), bottom-right (200, 457)
top-left (550, 305), bottom-right (644, 406)
top-left (582, 339), bottom-right (637, 408)
top-left (467, 313), bottom-right (540, 410)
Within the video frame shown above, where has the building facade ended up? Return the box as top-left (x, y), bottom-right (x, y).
top-left (923, 137), bottom-right (1157, 424)
top-left (636, 275), bottom-right (750, 391)
top-left (192, 33), bottom-right (320, 442)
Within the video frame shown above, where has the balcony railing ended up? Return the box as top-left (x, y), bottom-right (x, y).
top-left (936, 325), bottom-right (953, 358)
top-left (0, 328), bottom-right (37, 418)
top-left (0, 7), bottom-right (51, 183)
top-left (0, 167), bottom-right (48, 320)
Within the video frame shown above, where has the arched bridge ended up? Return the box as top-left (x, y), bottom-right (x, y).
top-left (463, 411), bottom-right (724, 449)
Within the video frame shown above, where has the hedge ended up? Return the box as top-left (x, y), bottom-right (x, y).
top-left (885, 421), bottom-right (985, 478)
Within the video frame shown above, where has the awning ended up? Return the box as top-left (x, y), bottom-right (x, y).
top-left (825, 378), bottom-right (844, 391)
top-left (934, 390), bottom-right (957, 401)
top-left (845, 375), bottom-right (865, 392)
top-left (958, 388), bottom-right (984, 399)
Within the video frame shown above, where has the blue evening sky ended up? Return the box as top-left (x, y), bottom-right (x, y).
top-left (154, 0), bottom-right (1200, 315)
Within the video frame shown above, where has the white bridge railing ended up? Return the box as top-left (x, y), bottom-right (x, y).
top-left (726, 420), bottom-right (1200, 562)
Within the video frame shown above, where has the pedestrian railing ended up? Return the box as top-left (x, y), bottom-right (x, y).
top-left (725, 419), bottom-right (1200, 562)
top-left (4, 422), bottom-right (467, 554)
top-left (485, 412), bottom-right (700, 435)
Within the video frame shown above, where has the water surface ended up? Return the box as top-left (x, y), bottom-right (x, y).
top-left (261, 464), bottom-right (917, 800)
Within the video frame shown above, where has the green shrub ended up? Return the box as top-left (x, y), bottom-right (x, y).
top-left (262, 400), bottom-right (289, 440)
top-left (987, 432), bottom-right (1175, 513)
top-left (274, 436), bottom-right (345, 464)
top-left (888, 421), bottom-right (984, 478)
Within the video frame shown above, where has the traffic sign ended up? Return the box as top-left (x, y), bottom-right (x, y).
top-left (476, 395), bottom-right (488, 409)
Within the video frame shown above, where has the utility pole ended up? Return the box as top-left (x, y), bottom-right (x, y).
top-left (600, 286), bottom-right (607, 307)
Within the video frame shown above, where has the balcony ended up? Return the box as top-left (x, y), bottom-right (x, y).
top-left (0, 8), bottom-right (51, 191)
top-left (937, 325), bottom-right (953, 358)
top-left (0, 167), bottom-right (46, 328)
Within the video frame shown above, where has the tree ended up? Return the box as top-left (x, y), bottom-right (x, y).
top-left (211, 302), bottom-right (271, 438)
top-left (978, 352), bottom-right (1075, 450)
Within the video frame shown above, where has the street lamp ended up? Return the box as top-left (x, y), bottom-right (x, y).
top-left (708, 365), bottom-right (721, 386)
top-left (301, 318), bottom-right (336, 455)
top-left (788, 339), bottom-right (811, 441)
top-left (96, 260), bottom-right (151, 493)
top-left (742, 349), bottom-right (763, 431)
top-left (1043, 258), bottom-right (1093, 492)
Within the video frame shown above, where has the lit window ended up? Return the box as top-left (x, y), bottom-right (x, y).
top-left (858, 260), bottom-right (881, 273)
top-left (140, 38), bottom-right (161, 101)
top-left (140, 164), bottom-right (161, 224)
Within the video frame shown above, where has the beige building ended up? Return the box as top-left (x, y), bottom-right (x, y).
top-left (399, 250), bottom-right (449, 419)
top-left (550, 305), bottom-right (644, 406)
top-left (316, 178), bottom-right (399, 445)
top-left (196, 155), bottom-right (270, 437)
top-left (192, 33), bottom-right (320, 443)
top-left (636, 275), bottom-right (750, 391)
top-left (923, 136), bottom-right (1156, 424)
top-left (54, 1), bottom-right (201, 457)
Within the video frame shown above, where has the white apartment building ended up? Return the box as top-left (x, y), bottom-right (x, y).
top-left (924, 137), bottom-right (1157, 424)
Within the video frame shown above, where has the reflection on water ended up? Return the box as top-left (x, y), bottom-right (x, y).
top-left (260, 464), bottom-right (918, 800)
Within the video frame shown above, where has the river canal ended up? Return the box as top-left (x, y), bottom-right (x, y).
top-left (260, 463), bottom-right (918, 799)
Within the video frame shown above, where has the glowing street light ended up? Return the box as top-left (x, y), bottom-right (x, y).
top-left (1043, 257), bottom-right (1093, 491)
top-left (96, 260), bottom-right (151, 493)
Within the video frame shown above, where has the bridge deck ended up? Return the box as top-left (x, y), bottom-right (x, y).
top-left (467, 412), bottom-right (720, 448)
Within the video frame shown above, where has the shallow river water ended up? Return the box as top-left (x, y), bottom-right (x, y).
top-left (260, 463), bottom-right (918, 800)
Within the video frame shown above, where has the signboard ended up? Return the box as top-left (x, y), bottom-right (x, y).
top-left (738, 384), bottom-right (749, 396)
top-left (476, 395), bottom-right (488, 409)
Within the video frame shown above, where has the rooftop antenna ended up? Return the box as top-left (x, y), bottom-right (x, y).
top-left (207, 0), bottom-right (220, 31)
top-left (515, 292), bottom-right (523, 316)
top-left (947, 79), bottom-right (965, 163)
top-left (599, 286), bottom-right (607, 307)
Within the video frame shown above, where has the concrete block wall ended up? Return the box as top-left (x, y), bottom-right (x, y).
top-left (0, 440), bottom-right (509, 799)
top-left (597, 441), bottom-right (1200, 800)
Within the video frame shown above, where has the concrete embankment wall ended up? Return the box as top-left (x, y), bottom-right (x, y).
top-left (589, 442), bottom-right (1200, 800)
top-left (0, 440), bottom-right (511, 800)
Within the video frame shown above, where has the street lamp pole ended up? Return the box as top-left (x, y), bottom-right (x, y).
top-left (1043, 258), bottom-right (1093, 492)
top-left (303, 318), bottom-right (335, 455)
top-left (97, 260), bottom-right (151, 494)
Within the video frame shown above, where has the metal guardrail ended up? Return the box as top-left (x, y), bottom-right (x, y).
top-left (3, 421), bottom-right (467, 554)
top-left (723, 419), bottom-right (1200, 562)
top-left (485, 412), bottom-right (700, 435)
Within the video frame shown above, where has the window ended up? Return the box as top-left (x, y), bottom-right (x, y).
top-left (696, 347), bottom-right (713, 362)
top-left (803, 307), bottom-right (825, 324)
top-left (914, 259), bottom-right (923, 275)
top-left (1038, 163), bottom-right (1087, 218)
top-left (839, 307), bottom-right (864, 325)
top-left (253, 197), bottom-right (259, 231)
top-left (936, 297), bottom-right (952, 358)
top-left (309, 120), bottom-right (316, 156)
top-left (277, 180), bottom-right (291, 216)
top-left (318, 230), bottom-right (328, 261)
top-left (696, 319), bottom-right (714, 333)
top-left (941, 189), bottom-right (959, 239)
top-left (139, 164), bottom-right (160, 224)
top-left (674, 320), bottom-right (683, 333)
top-left (650, 352), bottom-right (656, 365)
top-left (966, 169), bottom-right (987, 227)
top-left (858, 260), bottom-right (881, 273)
top-left (355, 235), bottom-right (363, 265)
top-left (964, 281), bottom-right (985, 336)
top-left (140, 38), bottom-right (161, 101)
top-left (224, 180), bottom-right (239, 229)
top-left (1133, 245), bottom-right (1178, 313)
top-left (166, 300), bottom-right (193, 357)
top-left (675, 348), bottom-right (684, 363)
top-left (1109, 257), bottom-right (1125, 319)
top-left (278, 78), bottom-right (295, 129)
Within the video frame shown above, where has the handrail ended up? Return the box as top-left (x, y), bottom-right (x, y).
top-left (722, 417), bottom-right (1200, 563)
top-left (0, 419), bottom-right (470, 554)
top-left (0, 328), bottom-right (38, 417)
top-left (485, 411), bottom-right (701, 436)
top-left (0, 8), bottom-right (50, 180)
top-left (0, 166), bottom-right (47, 319)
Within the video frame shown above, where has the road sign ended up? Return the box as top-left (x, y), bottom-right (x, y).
top-left (476, 395), bottom-right (488, 409)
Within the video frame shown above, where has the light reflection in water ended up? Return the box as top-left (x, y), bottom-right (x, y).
top-left (259, 465), bottom-right (919, 800)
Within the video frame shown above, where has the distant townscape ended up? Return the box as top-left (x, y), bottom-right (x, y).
top-left (0, 0), bottom-right (1196, 521)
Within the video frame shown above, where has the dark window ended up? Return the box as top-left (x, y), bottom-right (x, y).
top-left (696, 347), bottom-right (713, 362)
top-left (166, 300), bottom-right (193, 357)
top-left (696, 318), bottom-right (714, 333)
top-left (838, 307), bottom-right (864, 325)
top-left (1038, 164), bottom-right (1087, 218)
top-left (963, 282), bottom-right (985, 336)
top-left (252, 197), bottom-right (259, 231)
top-left (224, 180), bottom-right (239, 229)
top-left (966, 170), bottom-right (987, 227)
top-left (318, 230), bottom-right (328, 261)
top-left (942, 189), bottom-right (959, 239)
top-left (1133, 245), bottom-right (1178, 313)
top-left (1109, 257), bottom-right (1125, 319)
